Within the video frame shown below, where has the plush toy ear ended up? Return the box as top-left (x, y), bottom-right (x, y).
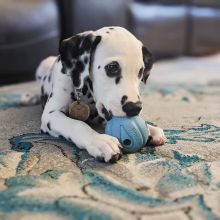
top-left (59, 33), bottom-right (101, 88)
top-left (142, 46), bottom-right (153, 83)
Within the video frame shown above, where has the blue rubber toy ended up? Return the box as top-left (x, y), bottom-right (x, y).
top-left (105, 116), bottom-right (149, 153)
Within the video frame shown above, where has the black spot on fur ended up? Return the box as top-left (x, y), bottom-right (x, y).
top-left (86, 78), bottom-right (93, 92)
top-left (89, 111), bottom-right (98, 120)
top-left (47, 122), bottom-right (51, 130)
top-left (49, 93), bottom-right (53, 98)
top-left (60, 110), bottom-right (66, 114)
top-left (37, 76), bottom-right (41, 80)
top-left (102, 106), bottom-right (113, 121)
top-left (40, 94), bottom-right (48, 109)
top-left (41, 129), bottom-right (49, 135)
top-left (61, 65), bottom-right (66, 74)
top-left (90, 100), bottom-right (95, 104)
top-left (98, 117), bottom-right (105, 123)
top-left (58, 135), bottom-right (65, 139)
top-left (138, 67), bottom-right (144, 79)
top-left (82, 85), bottom-right (88, 95)
top-left (89, 36), bottom-right (102, 74)
top-left (84, 56), bottom-right (88, 64)
top-left (48, 73), bottom-right (52, 82)
top-left (49, 110), bottom-right (55, 114)
top-left (41, 86), bottom-right (44, 95)
top-left (98, 66), bottom-right (101, 69)
top-left (80, 34), bottom-right (94, 53)
top-left (115, 76), bottom-right (122, 84)
top-left (43, 76), bottom-right (46, 81)
top-left (106, 31), bottom-right (110, 34)
top-left (121, 95), bottom-right (128, 105)
top-left (70, 61), bottom-right (85, 88)
top-left (109, 27), bottom-right (114, 30)
top-left (71, 92), bottom-right (77, 101)
top-left (71, 69), bottom-right (81, 88)
top-left (76, 61), bottom-right (85, 72)
top-left (142, 46), bottom-right (153, 83)
top-left (88, 93), bottom-right (92, 98)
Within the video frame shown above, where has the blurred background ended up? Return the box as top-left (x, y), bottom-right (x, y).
top-left (0, 0), bottom-right (220, 85)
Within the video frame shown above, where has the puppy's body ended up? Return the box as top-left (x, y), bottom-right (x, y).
top-left (35, 27), bottom-right (166, 163)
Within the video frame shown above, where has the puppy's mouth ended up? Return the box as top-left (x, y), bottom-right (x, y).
top-left (97, 103), bottom-right (128, 121)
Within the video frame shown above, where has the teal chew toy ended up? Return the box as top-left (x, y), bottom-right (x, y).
top-left (105, 116), bottom-right (149, 153)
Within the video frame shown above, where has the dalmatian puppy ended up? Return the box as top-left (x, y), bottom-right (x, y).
top-left (35, 26), bottom-right (166, 163)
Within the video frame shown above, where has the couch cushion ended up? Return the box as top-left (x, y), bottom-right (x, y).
top-left (0, 0), bottom-right (60, 84)
top-left (129, 3), bottom-right (188, 57)
top-left (189, 6), bottom-right (220, 55)
top-left (134, 0), bottom-right (188, 5)
top-left (0, 0), bottom-right (59, 45)
top-left (192, 0), bottom-right (220, 8)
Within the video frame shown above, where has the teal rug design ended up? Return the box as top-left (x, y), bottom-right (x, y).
top-left (0, 78), bottom-right (220, 219)
top-left (0, 123), bottom-right (219, 219)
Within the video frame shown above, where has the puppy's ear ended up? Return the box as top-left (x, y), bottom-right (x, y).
top-left (59, 32), bottom-right (101, 88)
top-left (142, 46), bottom-right (153, 83)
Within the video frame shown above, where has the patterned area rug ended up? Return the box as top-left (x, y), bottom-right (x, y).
top-left (0, 55), bottom-right (220, 220)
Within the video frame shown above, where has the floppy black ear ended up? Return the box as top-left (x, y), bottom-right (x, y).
top-left (142, 46), bottom-right (153, 83)
top-left (59, 33), bottom-right (101, 88)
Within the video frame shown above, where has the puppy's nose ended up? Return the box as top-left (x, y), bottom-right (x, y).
top-left (122, 101), bottom-right (142, 116)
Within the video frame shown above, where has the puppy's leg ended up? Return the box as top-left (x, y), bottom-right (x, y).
top-left (41, 72), bottom-right (122, 163)
top-left (148, 124), bottom-right (166, 146)
top-left (42, 110), bottom-right (122, 163)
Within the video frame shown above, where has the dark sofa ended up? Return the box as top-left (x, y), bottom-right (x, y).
top-left (1, 0), bottom-right (220, 85)
top-left (0, 0), bottom-right (60, 85)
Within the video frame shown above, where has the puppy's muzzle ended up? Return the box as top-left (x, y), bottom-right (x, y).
top-left (122, 101), bottom-right (142, 116)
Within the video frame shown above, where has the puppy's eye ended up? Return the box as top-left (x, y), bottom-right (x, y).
top-left (105, 61), bottom-right (121, 77)
top-left (138, 67), bottom-right (144, 79)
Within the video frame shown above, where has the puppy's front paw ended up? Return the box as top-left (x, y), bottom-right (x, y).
top-left (149, 127), bottom-right (166, 146)
top-left (87, 134), bottom-right (122, 163)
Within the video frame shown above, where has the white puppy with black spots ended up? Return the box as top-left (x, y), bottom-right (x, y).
top-left (29, 27), bottom-right (166, 163)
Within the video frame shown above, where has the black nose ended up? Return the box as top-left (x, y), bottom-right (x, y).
top-left (122, 101), bottom-right (142, 116)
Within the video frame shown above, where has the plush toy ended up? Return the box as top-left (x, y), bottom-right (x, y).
top-left (105, 116), bottom-right (149, 153)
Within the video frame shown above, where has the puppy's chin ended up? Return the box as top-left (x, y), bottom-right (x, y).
top-left (111, 111), bottom-right (126, 117)
top-left (109, 107), bottom-right (126, 117)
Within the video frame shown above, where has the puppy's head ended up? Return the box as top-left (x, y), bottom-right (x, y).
top-left (59, 27), bottom-right (153, 121)
top-left (92, 27), bottom-right (153, 120)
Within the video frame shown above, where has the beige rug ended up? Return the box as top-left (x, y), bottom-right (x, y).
top-left (0, 55), bottom-right (220, 220)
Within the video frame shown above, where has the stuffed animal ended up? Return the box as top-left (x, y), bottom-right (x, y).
top-left (105, 116), bottom-right (149, 153)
